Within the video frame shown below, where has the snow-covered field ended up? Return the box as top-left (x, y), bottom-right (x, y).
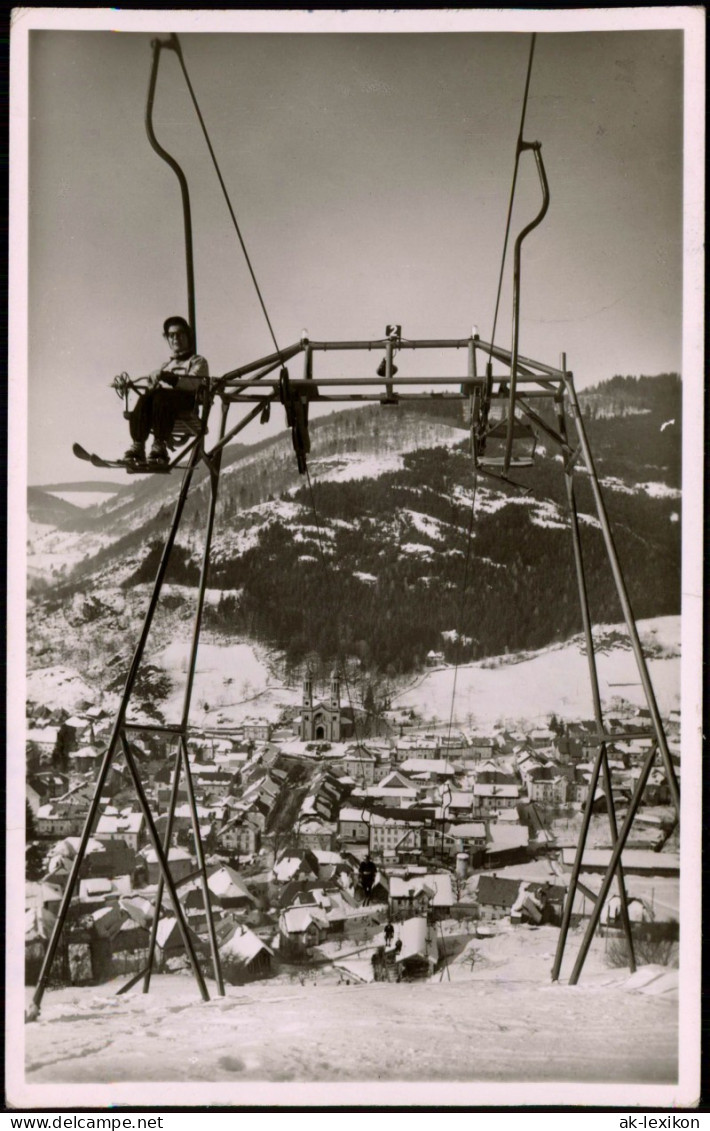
top-left (151, 638), bottom-right (290, 725)
top-left (16, 927), bottom-right (680, 1106)
top-left (25, 613), bottom-right (680, 731)
top-left (394, 617), bottom-right (680, 726)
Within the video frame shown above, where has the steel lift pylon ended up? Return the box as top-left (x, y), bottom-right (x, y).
top-left (27, 331), bottom-right (681, 1016)
top-left (27, 34), bottom-right (679, 1017)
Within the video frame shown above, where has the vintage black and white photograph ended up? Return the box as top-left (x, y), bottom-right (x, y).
top-left (7, 7), bottom-right (704, 1110)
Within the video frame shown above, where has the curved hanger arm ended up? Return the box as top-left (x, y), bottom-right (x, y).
top-left (145, 35), bottom-right (197, 347)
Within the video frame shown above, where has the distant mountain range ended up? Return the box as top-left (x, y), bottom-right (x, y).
top-left (28, 373), bottom-right (681, 680)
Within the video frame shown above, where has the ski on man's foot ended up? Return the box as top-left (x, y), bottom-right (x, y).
top-left (72, 442), bottom-right (171, 474)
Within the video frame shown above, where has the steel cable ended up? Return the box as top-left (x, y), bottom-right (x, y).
top-left (173, 38), bottom-right (283, 359)
top-left (303, 465), bottom-right (369, 777)
top-left (444, 466), bottom-right (479, 752)
top-left (485, 34), bottom-right (537, 369)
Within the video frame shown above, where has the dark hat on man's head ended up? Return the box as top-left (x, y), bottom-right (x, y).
top-left (163, 315), bottom-right (191, 337)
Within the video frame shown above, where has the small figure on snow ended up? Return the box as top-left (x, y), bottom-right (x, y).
top-left (123, 316), bottom-right (209, 466)
top-left (384, 921), bottom-right (395, 947)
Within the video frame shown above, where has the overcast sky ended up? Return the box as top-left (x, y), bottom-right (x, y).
top-left (18, 16), bottom-right (690, 484)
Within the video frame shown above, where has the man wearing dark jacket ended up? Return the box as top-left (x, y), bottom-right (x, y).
top-left (124, 316), bottom-right (208, 465)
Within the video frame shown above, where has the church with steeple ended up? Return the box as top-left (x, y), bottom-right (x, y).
top-left (299, 668), bottom-right (354, 742)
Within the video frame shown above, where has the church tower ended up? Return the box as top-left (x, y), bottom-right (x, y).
top-left (300, 668), bottom-right (314, 741)
top-left (299, 666), bottom-right (343, 742)
top-left (330, 668), bottom-right (341, 710)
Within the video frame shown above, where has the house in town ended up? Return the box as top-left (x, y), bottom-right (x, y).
top-left (472, 782), bottom-right (520, 815)
top-left (272, 849), bottom-right (320, 885)
top-left (449, 821), bottom-right (488, 864)
top-left (243, 718), bottom-right (273, 743)
top-left (155, 916), bottom-right (204, 969)
top-left (295, 817), bottom-right (335, 851)
top-left (560, 848), bottom-right (680, 879)
top-left (485, 822), bottom-right (529, 867)
top-left (218, 922), bottom-right (273, 984)
top-left (464, 734), bottom-right (499, 761)
top-left (526, 766), bottom-right (568, 805)
top-left (476, 874), bottom-right (523, 920)
top-left (278, 904), bottom-right (330, 960)
top-left (399, 758), bottom-right (457, 782)
top-left (394, 735), bottom-right (439, 762)
top-left (206, 865), bottom-right (259, 912)
top-left (387, 875), bottom-right (435, 918)
top-left (338, 807), bottom-right (370, 847)
top-left (369, 812), bottom-right (423, 861)
top-left (35, 805), bottom-right (86, 839)
top-left (447, 790), bottom-right (475, 820)
top-left (94, 810), bottom-right (145, 853)
top-left (68, 746), bottom-right (103, 774)
top-left (388, 872), bottom-right (454, 920)
top-left (217, 812), bottom-right (261, 857)
top-left (333, 748), bottom-right (377, 788)
top-left (142, 845), bottom-right (194, 886)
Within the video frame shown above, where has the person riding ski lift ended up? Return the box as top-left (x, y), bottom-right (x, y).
top-left (123, 316), bottom-right (209, 466)
top-left (359, 853), bottom-right (377, 905)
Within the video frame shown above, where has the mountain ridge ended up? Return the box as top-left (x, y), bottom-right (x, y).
top-left (27, 374), bottom-right (681, 679)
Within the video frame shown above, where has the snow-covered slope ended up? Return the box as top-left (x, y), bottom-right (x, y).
top-left (18, 929), bottom-right (679, 1103)
top-left (394, 616), bottom-right (680, 727)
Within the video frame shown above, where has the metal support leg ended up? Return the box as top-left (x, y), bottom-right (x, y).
top-left (569, 742), bottom-right (658, 984)
top-left (175, 403), bottom-right (227, 993)
top-left (29, 450), bottom-right (202, 1016)
top-left (600, 745), bottom-right (636, 972)
top-left (179, 736), bottom-right (225, 994)
top-left (140, 743), bottom-right (184, 994)
top-left (120, 733), bottom-right (208, 1000)
top-left (551, 742), bottom-right (605, 982)
top-left (552, 410), bottom-right (636, 979)
top-left (565, 375), bottom-right (680, 815)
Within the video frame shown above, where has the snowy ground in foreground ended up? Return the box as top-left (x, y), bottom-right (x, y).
top-left (21, 927), bottom-right (677, 1096)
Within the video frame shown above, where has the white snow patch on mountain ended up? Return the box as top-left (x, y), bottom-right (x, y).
top-left (292, 525), bottom-right (335, 542)
top-left (310, 453), bottom-right (405, 483)
top-left (400, 542), bottom-right (435, 557)
top-left (402, 510), bottom-right (446, 540)
top-left (601, 478), bottom-right (681, 501)
top-left (26, 667), bottom-right (99, 713)
top-left (27, 524), bottom-right (114, 578)
top-left (145, 639), bottom-right (291, 725)
top-left (394, 616), bottom-right (680, 726)
top-left (212, 527), bottom-right (262, 559)
top-left (640, 482), bottom-right (681, 499)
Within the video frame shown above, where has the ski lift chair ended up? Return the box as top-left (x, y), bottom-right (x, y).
top-left (477, 405), bottom-right (537, 470)
top-left (119, 376), bottom-right (209, 451)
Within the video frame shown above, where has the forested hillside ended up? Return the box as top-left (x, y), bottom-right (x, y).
top-left (31, 373), bottom-right (682, 678)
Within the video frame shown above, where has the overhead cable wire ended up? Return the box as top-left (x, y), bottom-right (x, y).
top-left (445, 466), bottom-right (479, 751)
top-left (485, 33), bottom-right (537, 368)
top-left (172, 37), bottom-right (283, 359)
top-left (303, 465), bottom-right (369, 773)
